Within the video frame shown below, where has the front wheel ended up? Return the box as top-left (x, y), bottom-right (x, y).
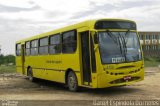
top-left (67, 71), bottom-right (78, 92)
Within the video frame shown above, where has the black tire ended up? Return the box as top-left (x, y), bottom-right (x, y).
top-left (27, 67), bottom-right (35, 82)
top-left (67, 71), bottom-right (78, 92)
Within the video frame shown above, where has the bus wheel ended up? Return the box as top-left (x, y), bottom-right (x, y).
top-left (67, 71), bottom-right (78, 92)
top-left (27, 67), bottom-right (35, 82)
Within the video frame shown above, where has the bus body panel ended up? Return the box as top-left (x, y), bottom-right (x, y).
top-left (16, 56), bottom-right (23, 74)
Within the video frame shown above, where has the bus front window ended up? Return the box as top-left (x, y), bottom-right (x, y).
top-left (99, 32), bottom-right (142, 64)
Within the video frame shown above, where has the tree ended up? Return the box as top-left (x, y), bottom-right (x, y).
top-left (0, 54), bottom-right (4, 65)
top-left (0, 54), bottom-right (15, 65)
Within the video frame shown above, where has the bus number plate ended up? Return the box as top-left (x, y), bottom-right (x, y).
top-left (124, 76), bottom-right (131, 81)
top-left (112, 57), bottom-right (125, 63)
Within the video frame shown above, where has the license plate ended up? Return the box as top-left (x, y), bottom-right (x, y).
top-left (124, 76), bottom-right (131, 81)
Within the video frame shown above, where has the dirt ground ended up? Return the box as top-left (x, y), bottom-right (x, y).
top-left (0, 67), bottom-right (160, 106)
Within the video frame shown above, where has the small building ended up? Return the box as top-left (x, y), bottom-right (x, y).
top-left (138, 31), bottom-right (160, 57)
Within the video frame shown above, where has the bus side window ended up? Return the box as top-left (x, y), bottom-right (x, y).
top-left (62, 30), bottom-right (77, 53)
top-left (39, 37), bottom-right (48, 55)
top-left (31, 40), bottom-right (38, 55)
top-left (16, 44), bottom-right (21, 56)
top-left (25, 41), bottom-right (30, 55)
top-left (49, 34), bottom-right (61, 54)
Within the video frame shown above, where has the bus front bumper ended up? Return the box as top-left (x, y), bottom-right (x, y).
top-left (96, 68), bottom-right (144, 88)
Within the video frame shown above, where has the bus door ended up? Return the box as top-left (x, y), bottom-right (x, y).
top-left (80, 31), bottom-right (96, 85)
top-left (21, 44), bottom-right (25, 74)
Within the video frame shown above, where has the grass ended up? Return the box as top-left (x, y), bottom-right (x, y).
top-left (0, 65), bottom-right (16, 74)
top-left (144, 57), bottom-right (160, 67)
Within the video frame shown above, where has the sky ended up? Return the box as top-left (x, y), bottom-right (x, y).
top-left (0, 0), bottom-right (160, 55)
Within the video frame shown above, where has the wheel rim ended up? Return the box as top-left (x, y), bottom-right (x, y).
top-left (29, 74), bottom-right (32, 81)
top-left (68, 74), bottom-right (76, 89)
top-left (28, 69), bottom-right (33, 81)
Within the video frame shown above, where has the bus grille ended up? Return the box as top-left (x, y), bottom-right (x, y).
top-left (110, 77), bottom-right (140, 84)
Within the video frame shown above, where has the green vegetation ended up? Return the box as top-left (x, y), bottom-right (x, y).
top-left (0, 65), bottom-right (16, 74)
top-left (0, 54), bottom-right (16, 74)
top-left (0, 54), bottom-right (15, 65)
top-left (144, 57), bottom-right (160, 67)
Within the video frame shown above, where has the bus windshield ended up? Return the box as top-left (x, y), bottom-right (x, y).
top-left (99, 31), bottom-right (142, 64)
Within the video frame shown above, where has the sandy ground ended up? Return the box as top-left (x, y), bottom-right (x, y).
top-left (0, 67), bottom-right (160, 106)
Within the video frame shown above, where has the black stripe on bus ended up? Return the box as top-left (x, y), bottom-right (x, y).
top-left (32, 67), bottom-right (63, 71)
top-left (19, 67), bottom-right (80, 73)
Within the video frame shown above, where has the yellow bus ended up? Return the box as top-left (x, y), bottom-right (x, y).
top-left (16, 19), bottom-right (144, 91)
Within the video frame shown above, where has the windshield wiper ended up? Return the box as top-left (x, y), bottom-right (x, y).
top-left (124, 29), bottom-right (130, 44)
top-left (117, 36), bottom-right (123, 54)
top-left (118, 32), bottom-right (127, 61)
top-left (106, 30), bottom-right (123, 54)
top-left (106, 30), bottom-right (118, 45)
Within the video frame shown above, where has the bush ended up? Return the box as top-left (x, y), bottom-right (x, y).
top-left (144, 57), bottom-right (160, 67)
top-left (0, 54), bottom-right (15, 65)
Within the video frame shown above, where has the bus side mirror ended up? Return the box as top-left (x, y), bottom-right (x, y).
top-left (94, 33), bottom-right (99, 44)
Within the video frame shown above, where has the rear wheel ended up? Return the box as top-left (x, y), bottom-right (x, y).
top-left (67, 71), bottom-right (78, 92)
top-left (27, 67), bottom-right (35, 82)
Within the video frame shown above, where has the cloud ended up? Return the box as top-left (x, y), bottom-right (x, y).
top-left (0, 18), bottom-right (56, 55)
top-left (0, 4), bottom-right (40, 12)
top-left (0, 0), bottom-right (35, 8)
top-left (0, 0), bottom-right (160, 55)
